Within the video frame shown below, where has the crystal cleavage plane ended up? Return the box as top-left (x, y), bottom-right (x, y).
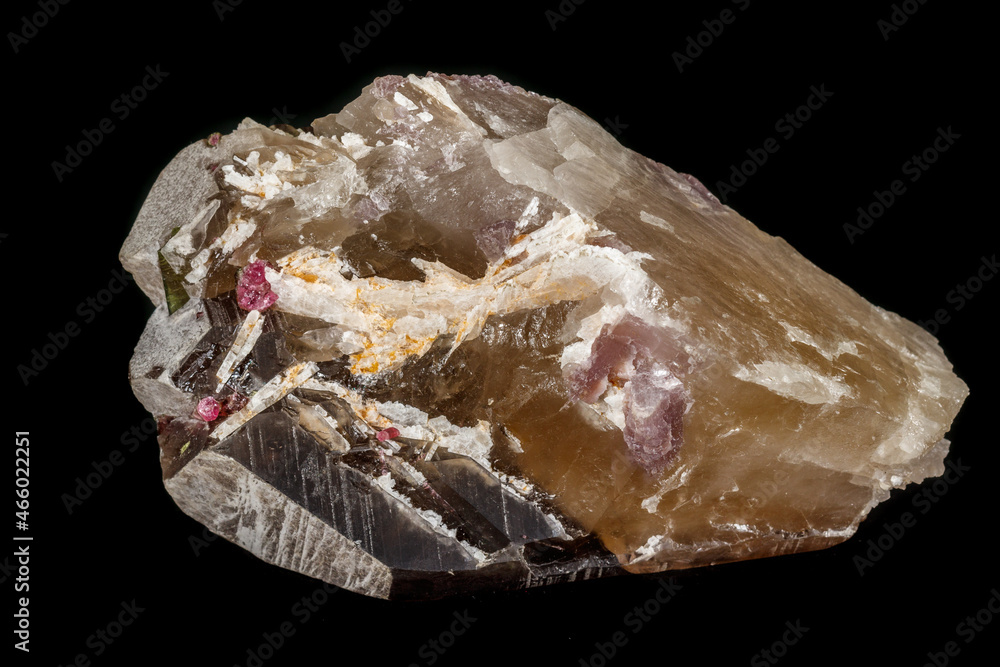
top-left (120, 73), bottom-right (968, 600)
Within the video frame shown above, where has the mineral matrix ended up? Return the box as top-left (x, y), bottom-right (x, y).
top-left (121, 73), bottom-right (967, 599)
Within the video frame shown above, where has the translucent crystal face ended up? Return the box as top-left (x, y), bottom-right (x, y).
top-left (121, 73), bottom-right (967, 598)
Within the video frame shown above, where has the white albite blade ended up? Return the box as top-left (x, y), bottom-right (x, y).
top-left (215, 309), bottom-right (264, 392)
top-left (211, 361), bottom-right (318, 441)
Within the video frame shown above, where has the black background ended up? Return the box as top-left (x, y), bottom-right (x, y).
top-left (6, 1), bottom-right (996, 666)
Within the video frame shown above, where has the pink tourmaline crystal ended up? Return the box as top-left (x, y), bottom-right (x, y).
top-left (376, 427), bottom-right (400, 441)
top-left (196, 396), bottom-right (221, 422)
top-left (474, 219), bottom-right (517, 261)
top-left (568, 315), bottom-right (690, 474)
top-left (220, 391), bottom-right (248, 416)
top-left (236, 261), bottom-right (278, 311)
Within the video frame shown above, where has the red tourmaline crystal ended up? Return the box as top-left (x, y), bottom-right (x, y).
top-left (376, 427), bottom-right (400, 441)
top-left (220, 391), bottom-right (248, 416)
top-left (236, 260), bottom-right (278, 311)
top-left (196, 396), bottom-right (221, 422)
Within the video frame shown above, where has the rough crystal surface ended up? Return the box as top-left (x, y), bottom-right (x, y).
top-left (121, 73), bottom-right (968, 599)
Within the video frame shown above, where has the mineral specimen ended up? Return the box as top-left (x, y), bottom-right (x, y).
top-left (121, 73), bottom-right (968, 599)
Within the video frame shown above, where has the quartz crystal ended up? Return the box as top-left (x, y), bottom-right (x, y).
top-left (121, 73), bottom-right (968, 599)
